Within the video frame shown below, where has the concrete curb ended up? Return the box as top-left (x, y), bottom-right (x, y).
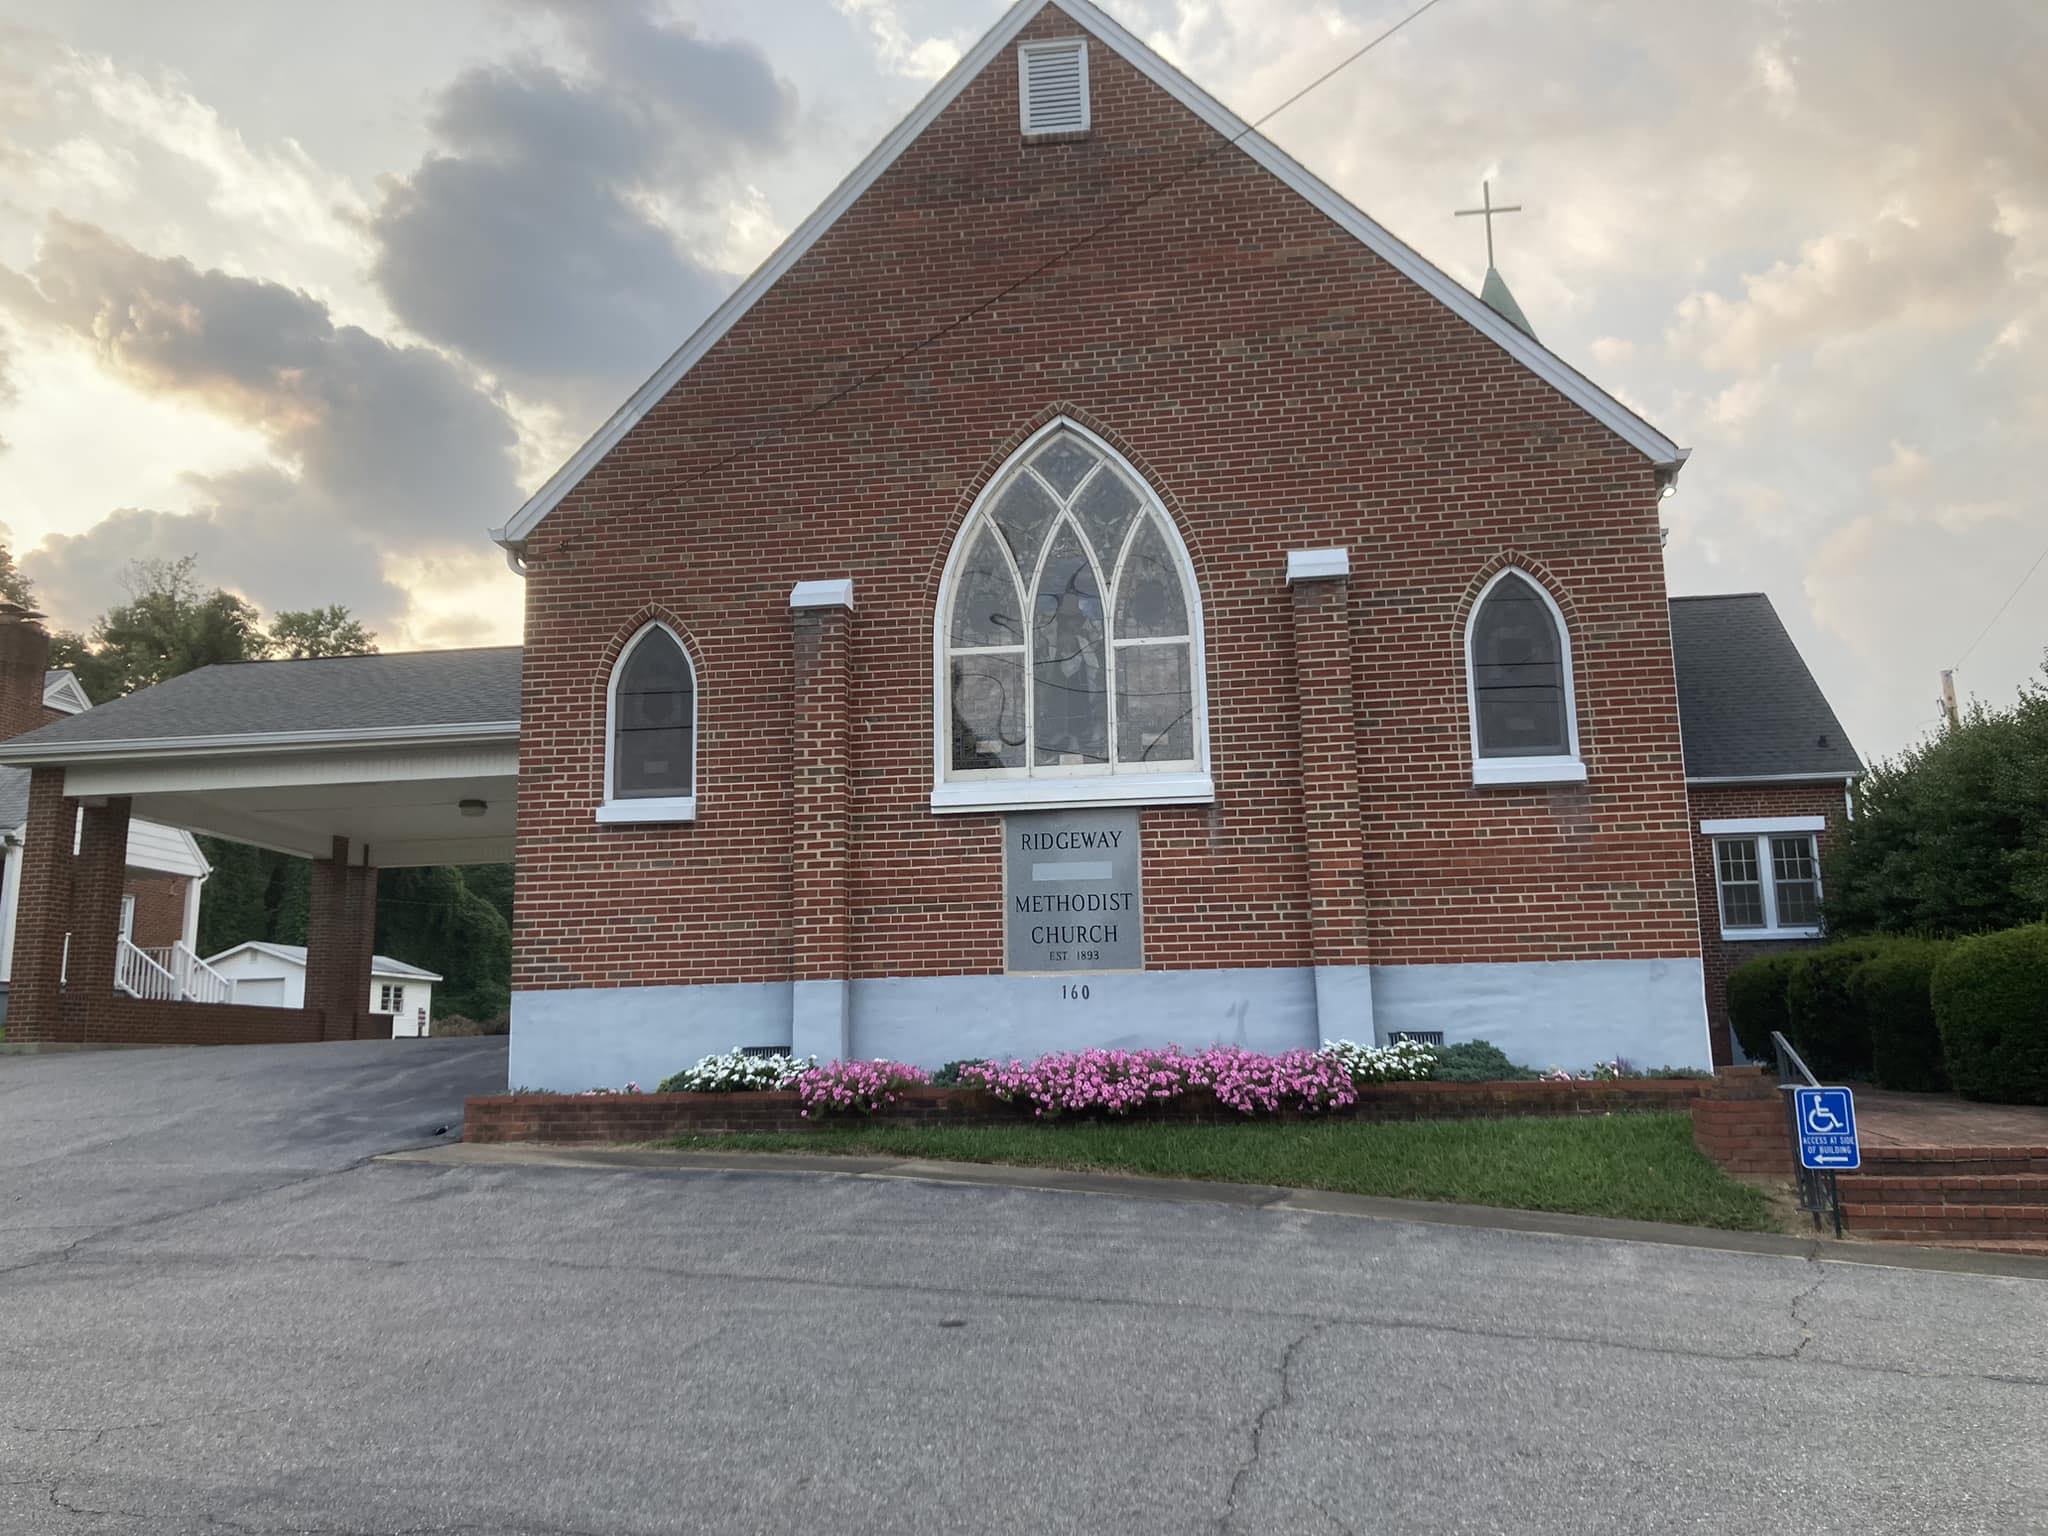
top-left (380, 1142), bottom-right (2048, 1281)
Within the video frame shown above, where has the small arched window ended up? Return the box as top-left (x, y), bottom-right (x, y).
top-left (934, 422), bottom-right (1211, 812)
top-left (599, 622), bottom-right (699, 823)
top-left (1465, 568), bottom-right (1586, 786)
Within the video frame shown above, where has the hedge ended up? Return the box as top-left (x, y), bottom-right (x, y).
top-left (1932, 923), bottom-right (2048, 1104)
top-left (1726, 954), bottom-right (1801, 1065)
top-left (1853, 940), bottom-right (1952, 1092)
top-left (1784, 940), bottom-right (1891, 1078)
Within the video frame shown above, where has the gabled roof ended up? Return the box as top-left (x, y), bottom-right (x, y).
top-left (1668, 594), bottom-right (1863, 782)
top-left (0, 648), bottom-right (521, 763)
top-left (492, 0), bottom-right (1685, 550)
top-left (43, 670), bottom-right (91, 714)
top-left (204, 940), bottom-right (443, 982)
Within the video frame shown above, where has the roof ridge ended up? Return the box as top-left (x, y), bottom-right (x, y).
top-left (1670, 592), bottom-right (1770, 602)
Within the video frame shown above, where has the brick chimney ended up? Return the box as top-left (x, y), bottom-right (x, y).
top-left (0, 603), bottom-right (53, 744)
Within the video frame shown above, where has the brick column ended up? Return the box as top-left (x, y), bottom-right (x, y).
top-left (67, 796), bottom-right (133, 1010)
top-left (788, 578), bottom-right (854, 1062)
top-left (1287, 549), bottom-right (1373, 1043)
top-left (8, 768), bottom-right (75, 1041)
top-left (305, 838), bottom-right (380, 1040)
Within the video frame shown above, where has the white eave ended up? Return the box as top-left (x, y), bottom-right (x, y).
top-left (492, 0), bottom-right (1687, 552)
top-left (0, 720), bottom-right (520, 767)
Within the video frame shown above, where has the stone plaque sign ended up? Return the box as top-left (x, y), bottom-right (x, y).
top-left (1003, 808), bottom-right (1143, 973)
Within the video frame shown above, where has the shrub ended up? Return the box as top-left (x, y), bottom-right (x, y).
top-left (1725, 955), bottom-right (1801, 1065)
top-left (657, 1049), bottom-right (811, 1094)
top-left (1933, 924), bottom-right (2048, 1104)
top-left (1784, 941), bottom-right (1889, 1078)
top-left (793, 1059), bottom-right (932, 1115)
top-left (961, 1046), bottom-right (1359, 1117)
top-left (1427, 1040), bottom-right (1537, 1083)
top-left (1853, 941), bottom-right (1952, 1092)
top-left (1320, 1038), bottom-right (1438, 1084)
top-left (931, 1059), bottom-right (987, 1088)
top-left (430, 1014), bottom-right (509, 1037)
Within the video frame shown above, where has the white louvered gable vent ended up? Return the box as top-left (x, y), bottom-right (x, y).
top-left (1019, 38), bottom-right (1089, 136)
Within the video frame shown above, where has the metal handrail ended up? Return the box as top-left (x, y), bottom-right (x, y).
top-left (1771, 1030), bottom-right (1844, 1236)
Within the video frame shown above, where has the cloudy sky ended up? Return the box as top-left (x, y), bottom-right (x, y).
top-left (0, 0), bottom-right (2041, 763)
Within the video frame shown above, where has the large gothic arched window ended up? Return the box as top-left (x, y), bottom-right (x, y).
top-left (599, 621), bottom-right (699, 822)
top-left (934, 423), bottom-right (1211, 812)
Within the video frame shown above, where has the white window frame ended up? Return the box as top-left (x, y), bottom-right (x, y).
top-left (1018, 38), bottom-right (1090, 136)
top-left (598, 620), bottom-right (699, 825)
top-left (931, 417), bottom-right (1212, 814)
top-left (379, 982), bottom-right (405, 1014)
top-left (1464, 566), bottom-right (1586, 787)
top-left (1703, 816), bottom-right (1825, 940)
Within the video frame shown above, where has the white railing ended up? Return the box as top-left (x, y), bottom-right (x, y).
top-left (144, 942), bottom-right (237, 1005)
top-left (116, 936), bottom-right (179, 1001)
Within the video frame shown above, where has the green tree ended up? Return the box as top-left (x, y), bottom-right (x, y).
top-left (1826, 658), bottom-right (2048, 936)
top-left (375, 866), bottom-right (511, 1021)
top-left (268, 605), bottom-right (377, 659)
top-left (62, 556), bottom-right (267, 702)
top-left (0, 541), bottom-right (35, 608)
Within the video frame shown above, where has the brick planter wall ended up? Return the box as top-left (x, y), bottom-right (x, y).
top-left (16, 996), bottom-right (392, 1049)
top-left (1689, 1067), bottom-right (1792, 1174)
top-left (464, 1075), bottom-right (1719, 1145)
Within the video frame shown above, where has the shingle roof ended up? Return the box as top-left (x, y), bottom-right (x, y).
top-left (0, 647), bottom-right (521, 756)
top-left (44, 670), bottom-right (71, 689)
top-left (1668, 594), bottom-right (1862, 781)
top-left (205, 940), bottom-right (443, 981)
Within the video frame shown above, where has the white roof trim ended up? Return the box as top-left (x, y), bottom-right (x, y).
top-left (42, 672), bottom-right (92, 715)
top-left (204, 939), bottom-right (443, 982)
top-left (0, 720), bottom-right (519, 766)
top-left (492, 0), bottom-right (1685, 550)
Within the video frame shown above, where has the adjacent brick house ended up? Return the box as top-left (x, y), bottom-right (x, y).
top-left (1669, 594), bottom-right (1863, 1064)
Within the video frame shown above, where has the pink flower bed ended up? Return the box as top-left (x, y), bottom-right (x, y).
top-left (958, 1046), bottom-right (1358, 1118)
top-left (792, 1058), bottom-right (932, 1116)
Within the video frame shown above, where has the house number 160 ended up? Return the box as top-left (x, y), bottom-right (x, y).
top-left (1061, 983), bottom-right (1092, 1001)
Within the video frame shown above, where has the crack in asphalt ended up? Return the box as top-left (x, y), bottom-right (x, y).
top-left (1215, 1321), bottom-right (1328, 1533)
top-left (40, 1237), bottom-right (2044, 1392)
top-left (1789, 1262), bottom-right (1830, 1360)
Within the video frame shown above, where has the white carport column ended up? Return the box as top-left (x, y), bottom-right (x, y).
top-left (789, 579), bottom-right (854, 1062)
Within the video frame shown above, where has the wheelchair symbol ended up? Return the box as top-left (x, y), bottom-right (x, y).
top-left (1805, 1100), bottom-right (1845, 1135)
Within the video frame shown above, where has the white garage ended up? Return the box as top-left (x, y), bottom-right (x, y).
top-left (204, 941), bottom-right (441, 1037)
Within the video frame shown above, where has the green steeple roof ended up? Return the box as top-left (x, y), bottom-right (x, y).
top-left (1479, 266), bottom-right (1535, 340)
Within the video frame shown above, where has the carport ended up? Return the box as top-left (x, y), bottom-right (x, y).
top-left (0, 647), bottom-right (518, 1046)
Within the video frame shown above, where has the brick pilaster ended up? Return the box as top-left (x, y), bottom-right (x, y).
top-left (1288, 551), bottom-right (1372, 1042)
top-left (789, 579), bottom-right (853, 1061)
top-left (67, 796), bottom-right (132, 1011)
top-left (305, 838), bottom-right (380, 1040)
top-left (8, 768), bottom-right (75, 1041)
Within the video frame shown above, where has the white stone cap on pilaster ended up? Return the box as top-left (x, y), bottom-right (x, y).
top-left (789, 578), bottom-right (855, 610)
top-left (1285, 548), bottom-right (1350, 583)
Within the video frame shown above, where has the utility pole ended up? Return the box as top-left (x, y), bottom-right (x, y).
top-left (1939, 669), bottom-right (1960, 733)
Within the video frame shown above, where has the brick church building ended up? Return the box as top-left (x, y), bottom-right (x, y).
top-left (0, 0), bottom-right (1859, 1083)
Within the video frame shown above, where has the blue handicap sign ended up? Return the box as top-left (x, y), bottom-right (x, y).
top-left (1794, 1086), bottom-right (1860, 1170)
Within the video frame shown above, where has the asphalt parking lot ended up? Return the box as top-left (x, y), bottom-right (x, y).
top-left (2, 1040), bottom-right (2044, 1534)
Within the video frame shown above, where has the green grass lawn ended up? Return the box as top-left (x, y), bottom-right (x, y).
top-left (663, 1111), bottom-right (1776, 1231)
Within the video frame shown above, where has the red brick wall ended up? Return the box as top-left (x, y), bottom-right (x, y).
top-left (1690, 1067), bottom-right (1792, 1174)
top-left (123, 872), bottom-right (189, 950)
top-left (465, 1075), bottom-right (1714, 1144)
top-left (513, 7), bottom-right (1699, 996)
top-left (1687, 780), bottom-right (1850, 1063)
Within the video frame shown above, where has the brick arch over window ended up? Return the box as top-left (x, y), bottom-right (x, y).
top-left (595, 605), bottom-right (704, 825)
top-left (1457, 556), bottom-right (1588, 788)
top-left (931, 415), bottom-right (1213, 814)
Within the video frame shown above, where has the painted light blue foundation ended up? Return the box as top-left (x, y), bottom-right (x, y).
top-left (1370, 959), bottom-right (1712, 1071)
top-left (509, 980), bottom-right (791, 1092)
top-left (507, 957), bottom-right (1710, 1090)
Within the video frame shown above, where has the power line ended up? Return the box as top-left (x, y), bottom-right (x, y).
top-left (641, 0), bottom-right (1452, 510)
top-left (1953, 535), bottom-right (2048, 670)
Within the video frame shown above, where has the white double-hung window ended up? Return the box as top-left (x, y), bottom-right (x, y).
top-left (1703, 816), bottom-right (1825, 939)
top-left (933, 420), bottom-right (1210, 813)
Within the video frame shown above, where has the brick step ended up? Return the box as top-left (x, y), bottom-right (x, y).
top-left (1837, 1173), bottom-right (2048, 1206)
top-left (1858, 1146), bottom-right (2048, 1177)
top-left (1842, 1203), bottom-right (2048, 1238)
